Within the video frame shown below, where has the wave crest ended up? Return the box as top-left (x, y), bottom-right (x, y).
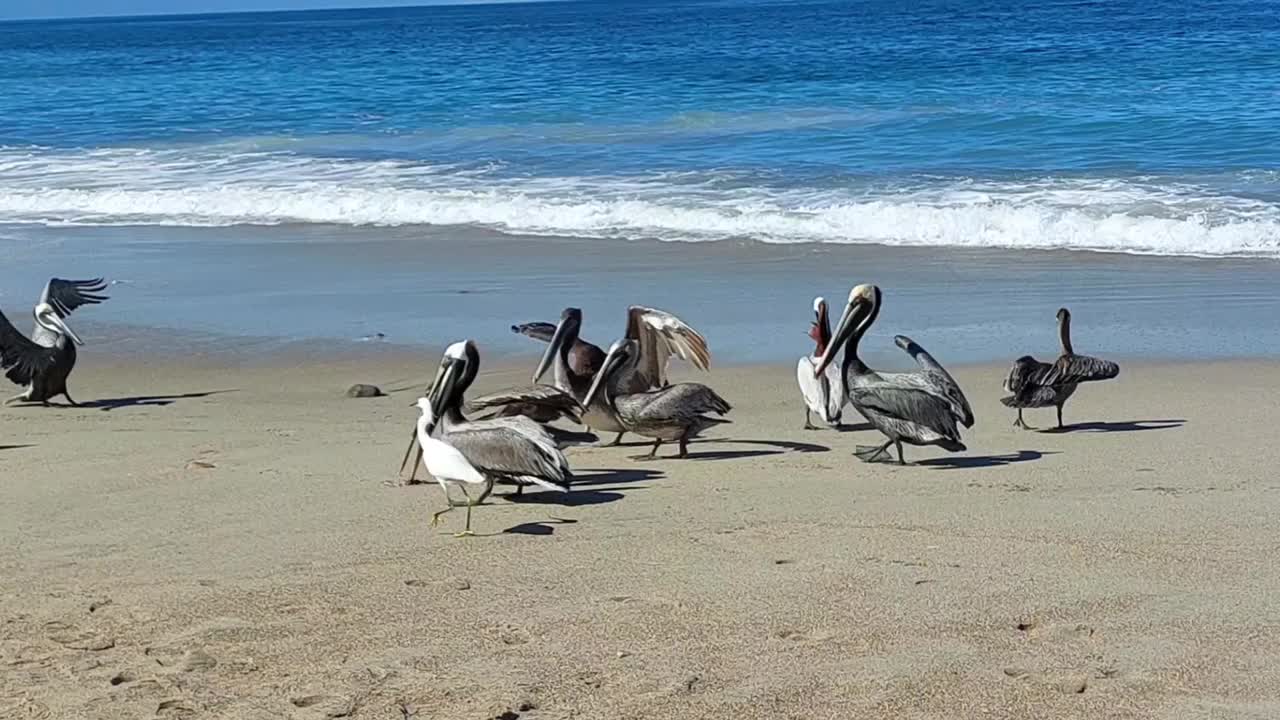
top-left (1, 145), bottom-right (1278, 258)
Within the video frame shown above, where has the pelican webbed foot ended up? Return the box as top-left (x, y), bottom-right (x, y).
top-left (803, 410), bottom-right (818, 430)
top-left (3, 392), bottom-right (27, 406)
top-left (854, 441), bottom-right (896, 464)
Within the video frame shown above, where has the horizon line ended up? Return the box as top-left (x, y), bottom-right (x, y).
top-left (0, 0), bottom-right (575, 24)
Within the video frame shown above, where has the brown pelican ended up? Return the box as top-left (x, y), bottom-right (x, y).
top-left (529, 306), bottom-right (711, 445)
top-left (815, 284), bottom-right (970, 465)
top-left (0, 278), bottom-right (109, 406)
top-left (796, 297), bottom-right (845, 429)
top-left (512, 321), bottom-right (605, 377)
top-left (416, 341), bottom-right (572, 536)
top-left (1001, 308), bottom-right (1119, 429)
top-left (584, 338), bottom-right (730, 460)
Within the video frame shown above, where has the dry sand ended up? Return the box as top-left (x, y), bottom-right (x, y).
top-left (2, 350), bottom-right (1279, 719)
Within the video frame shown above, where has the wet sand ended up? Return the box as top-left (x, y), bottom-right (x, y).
top-left (2, 351), bottom-right (1279, 719)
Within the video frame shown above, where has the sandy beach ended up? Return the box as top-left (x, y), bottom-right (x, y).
top-left (3, 349), bottom-right (1278, 719)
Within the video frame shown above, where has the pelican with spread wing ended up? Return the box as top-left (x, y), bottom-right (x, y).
top-left (815, 284), bottom-right (972, 465)
top-left (0, 278), bottom-right (109, 407)
top-left (527, 305), bottom-right (711, 445)
top-left (1001, 308), bottom-right (1119, 429)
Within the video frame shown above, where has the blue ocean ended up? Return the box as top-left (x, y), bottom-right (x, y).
top-left (1, 0), bottom-right (1279, 361)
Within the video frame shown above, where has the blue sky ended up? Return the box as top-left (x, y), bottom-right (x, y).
top-left (0, 0), bottom-right (545, 21)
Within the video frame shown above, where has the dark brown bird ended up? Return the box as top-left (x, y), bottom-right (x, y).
top-left (1001, 307), bottom-right (1120, 429)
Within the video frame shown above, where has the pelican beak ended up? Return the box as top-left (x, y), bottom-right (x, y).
top-left (533, 310), bottom-right (577, 384)
top-left (51, 315), bottom-right (84, 346)
top-left (814, 297), bottom-right (868, 377)
top-left (430, 358), bottom-right (462, 418)
top-left (583, 342), bottom-right (625, 409)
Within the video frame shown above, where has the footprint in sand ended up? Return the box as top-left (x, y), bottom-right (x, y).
top-left (290, 693), bottom-right (356, 718)
top-left (1003, 666), bottom-right (1099, 695)
top-left (43, 620), bottom-right (114, 651)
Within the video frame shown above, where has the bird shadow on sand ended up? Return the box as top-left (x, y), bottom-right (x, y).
top-left (572, 468), bottom-right (664, 487)
top-left (731, 439), bottom-right (829, 453)
top-left (1041, 419), bottom-right (1186, 434)
top-left (0, 444), bottom-right (35, 451)
top-left (505, 488), bottom-right (632, 507)
top-left (682, 448), bottom-right (784, 461)
top-left (917, 450), bottom-right (1056, 469)
top-left (502, 518), bottom-right (580, 536)
top-left (82, 390), bottom-right (238, 412)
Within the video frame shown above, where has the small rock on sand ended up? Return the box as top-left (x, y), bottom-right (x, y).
top-left (346, 384), bottom-right (383, 398)
top-left (186, 461), bottom-right (216, 470)
top-left (451, 579), bottom-right (471, 591)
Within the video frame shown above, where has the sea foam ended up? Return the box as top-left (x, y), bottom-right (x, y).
top-left (1, 146), bottom-right (1277, 258)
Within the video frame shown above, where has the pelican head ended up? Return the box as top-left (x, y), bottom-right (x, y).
top-left (814, 284), bottom-right (880, 377)
top-left (812, 296), bottom-right (825, 314)
top-left (583, 337), bottom-right (635, 409)
top-left (34, 302), bottom-right (83, 346)
top-left (427, 340), bottom-right (477, 416)
top-left (533, 307), bottom-right (583, 384)
top-left (1056, 307), bottom-right (1070, 323)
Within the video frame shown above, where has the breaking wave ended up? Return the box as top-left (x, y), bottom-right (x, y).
top-left (2, 145), bottom-right (1278, 258)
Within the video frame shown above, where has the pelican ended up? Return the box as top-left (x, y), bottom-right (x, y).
top-left (1001, 308), bottom-right (1119, 429)
top-left (815, 284), bottom-right (970, 465)
top-left (398, 350), bottom-right (582, 483)
top-left (0, 278), bottom-right (109, 406)
top-left (584, 338), bottom-right (730, 460)
top-left (796, 297), bottom-right (845, 429)
top-left (512, 321), bottom-right (604, 378)
top-left (529, 306), bottom-right (711, 445)
top-left (421, 340), bottom-right (571, 515)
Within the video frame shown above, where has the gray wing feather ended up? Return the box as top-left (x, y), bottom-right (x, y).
top-left (1049, 355), bottom-right (1120, 385)
top-left (466, 384), bottom-right (583, 423)
top-left (851, 383), bottom-right (960, 441)
top-left (627, 382), bottom-right (730, 423)
top-left (893, 335), bottom-right (973, 428)
top-left (625, 306), bottom-right (711, 388)
top-left (444, 423), bottom-right (571, 492)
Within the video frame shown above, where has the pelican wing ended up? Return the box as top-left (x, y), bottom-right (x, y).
top-left (444, 420), bottom-right (571, 492)
top-left (1006, 354), bottom-right (1117, 395)
top-left (40, 278), bottom-right (109, 319)
top-left (625, 306), bottom-right (711, 388)
top-left (893, 335), bottom-right (974, 428)
top-left (510, 321), bottom-right (557, 344)
top-left (465, 384), bottom-right (583, 423)
top-left (0, 309), bottom-right (58, 386)
top-left (851, 381), bottom-right (959, 439)
top-left (1050, 354), bottom-right (1120, 385)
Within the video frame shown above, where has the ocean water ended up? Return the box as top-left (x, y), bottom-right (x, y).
top-left (1, 0), bottom-right (1279, 362)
